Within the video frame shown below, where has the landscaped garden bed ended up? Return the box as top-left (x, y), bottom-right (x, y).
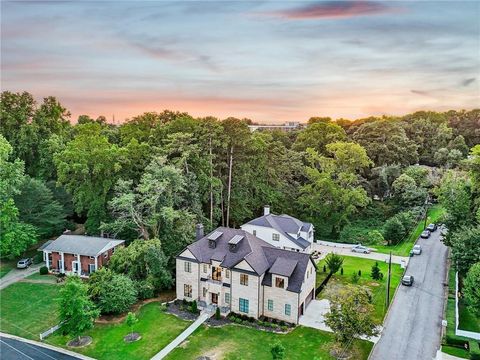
top-left (166, 299), bottom-right (200, 321)
top-left (49, 302), bottom-right (192, 360)
top-left (316, 255), bottom-right (403, 323)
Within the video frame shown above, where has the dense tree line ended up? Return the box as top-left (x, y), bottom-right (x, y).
top-left (1, 91), bottom-right (479, 271)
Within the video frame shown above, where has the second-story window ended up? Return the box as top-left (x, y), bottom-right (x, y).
top-left (212, 266), bottom-right (222, 281)
top-left (184, 261), bottom-right (191, 273)
top-left (272, 233), bottom-right (280, 241)
top-left (203, 264), bottom-right (207, 273)
top-left (240, 274), bottom-right (249, 286)
top-left (275, 277), bottom-right (285, 289)
top-left (225, 269), bottom-right (230, 279)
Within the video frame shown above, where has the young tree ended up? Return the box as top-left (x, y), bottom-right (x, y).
top-left (59, 276), bottom-right (99, 343)
top-left (463, 262), bottom-right (480, 317)
top-left (371, 262), bottom-right (383, 280)
top-left (125, 312), bottom-right (138, 338)
top-left (270, 341), bottom-right (286, 360)
top-left (325, 253), bottom-right (344, 275)
top-left (325, 286), bottom-right (378, 351)
top-left (383, 216), bottom-right (406, 245)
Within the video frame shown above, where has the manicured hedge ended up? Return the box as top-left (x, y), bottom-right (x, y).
top-left (470, 340), bottom-right (480, 360)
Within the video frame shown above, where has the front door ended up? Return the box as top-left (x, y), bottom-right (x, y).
top-left (211, 293), bottom-right (218, 304)
top-left (72, 261), bottom-right (79, 273)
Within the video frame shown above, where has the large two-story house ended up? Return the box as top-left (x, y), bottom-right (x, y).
top-left (176, 226), bottom-right (316, 324)
top-left (241, 206), bottom-right (314, 253)
top-left (41, 234), bottom-right (125, 277)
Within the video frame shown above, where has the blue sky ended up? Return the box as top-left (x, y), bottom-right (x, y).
top-left (1, 1), bottom-right (479, 123)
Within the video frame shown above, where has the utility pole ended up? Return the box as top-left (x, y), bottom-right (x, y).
top-left (423, 195), bottom-right (429, 229)
top-left (385, 252), bottom-right (392, 310)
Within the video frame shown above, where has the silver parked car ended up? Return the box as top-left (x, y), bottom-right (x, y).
top-left (402, 275), bottom-right (414, 286)
top-left (17, 258), bottom-right (33, 269)
top-left (420, 230), bottom-right (431, 239)
top-left (412, 244), bottom-right (422, 255)
top-left (351, 244), bottom-right (370, 254)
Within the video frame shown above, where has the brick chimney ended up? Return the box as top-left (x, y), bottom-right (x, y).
top-left (195, 224), bottom-right (204, 240)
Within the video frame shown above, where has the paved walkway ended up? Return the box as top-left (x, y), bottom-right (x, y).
top-left (299, 300), bottom-right (381, 343)
top-left (435, 350), bottom-right (466, 360)
top-left (313, 242), bottom-right (409, 266)
top-left (0, 263), bottom-right (44, 290)
top-left (151, 311), bottom-right (212, 360)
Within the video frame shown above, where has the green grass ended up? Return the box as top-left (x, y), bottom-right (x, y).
top-left (374, 205), bottom-right (445, 256)
top-left (166, 324), bottom-right (373, 360)
top-left (49, 303), bottom-right (191, 360)
top-left (442, 345), bottom-right (470, 359)
top-left (0, 261), bottom-right (14, 278)
top-left (0, 282), bottom-right (62, 339)
top-left (316, 256), bottom-right (403, 323)
top-left (25, 273), bottom-right (58, 283)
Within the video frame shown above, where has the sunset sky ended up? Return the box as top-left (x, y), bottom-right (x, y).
top-left (1, 1), bottom-right (479, 123)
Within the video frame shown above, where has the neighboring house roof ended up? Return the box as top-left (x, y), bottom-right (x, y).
top-left (244, 213), bottom-right (313, 250)
top-left (43, 235), bottom-right (125, 257)
top-left (37, 240), bottom-right (53, 251)
top-left (180, 227), bottom-right (313, 293)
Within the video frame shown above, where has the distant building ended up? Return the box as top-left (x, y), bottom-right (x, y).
top-left (248, 121), bottom-right (303, 132)
top-left (41, 235), bottom-right (125, 277)
top-left (241, 206), bottom-right (314, 253)
top-left (176, 226), bottom-right (316, 323)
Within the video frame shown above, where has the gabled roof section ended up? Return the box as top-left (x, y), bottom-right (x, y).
top-left (43, 235), bottom-right (125, 257)
top-left (270, 257), bottom-right (298, 277)
top-left (262, 247), bottom-right (312, 293)
top-left (245, 213), bottom-right (312, 250)
top-left (184, 227), bottom-right (274, 275)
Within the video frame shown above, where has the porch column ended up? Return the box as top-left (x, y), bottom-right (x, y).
top-left (60, 252), bottom-right (65, 273)
top-left (77, 254), bottom-right (81, 275)
top-left (94, 256), bottom-right (98, 271)
top-left (45, 252), bottom-right (50, 270)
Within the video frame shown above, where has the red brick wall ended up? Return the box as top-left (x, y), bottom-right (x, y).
top-left (47, 244), bottom-right (123, 274)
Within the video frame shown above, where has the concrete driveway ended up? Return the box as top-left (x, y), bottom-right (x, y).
top-left (312, 241), bottom-right (409, 266)
top-left (0, 263), bottom-right (44, 290)
top-left (369, 229), bottom-right (448, 360)
top-left (299, 299), bottom-right (381, 343)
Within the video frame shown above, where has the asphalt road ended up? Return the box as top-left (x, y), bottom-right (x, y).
top-left (370, 228), bottom-right (448, 360)
top-left (0, 336), bottom-right (81, 360)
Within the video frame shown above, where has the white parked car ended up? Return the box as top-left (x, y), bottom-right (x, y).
top-left (412, 244), bottom-right (422, 255)
top-left (351, 244), bottom-right (370, 254)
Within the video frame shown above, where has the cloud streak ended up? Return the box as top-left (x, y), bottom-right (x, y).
top-left (265, 1), bottom-right (398, 20)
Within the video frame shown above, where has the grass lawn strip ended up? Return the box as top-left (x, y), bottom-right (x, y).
top-left (49, 302), bottom-right (192, 360)
top-left (316, 255), bottom-right (403, 323)
top-left (0, 261), bottom-right (15, 278)
top-left (166, 324), bottom-right (373, 360)
top-left (374, 204), bottom-right (445, 257)
top-left (441, 345), bottom-right (470, 359)
top-left (0, 282), bottom-right (62, 340)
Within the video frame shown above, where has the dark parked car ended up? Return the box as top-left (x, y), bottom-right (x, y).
top-left (402, 275), bottom-right (414, 286)
top-left (426, 223), bottom-right (437, 232)
top-left (420, 230), bottom-right (431, 239)
top-left (16, 258), bottom-right (33, 269)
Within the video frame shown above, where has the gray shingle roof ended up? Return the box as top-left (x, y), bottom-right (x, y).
top-left (262, 247), bottom-right (313, 292)
top-left (43, 235), bottom-right (125, 257)
top-left (181, 227), bottom-right (313, 293)
top-left (269, 257), bottom-right (298, 277)
top-left (245, 213), bottom-right (313, 250)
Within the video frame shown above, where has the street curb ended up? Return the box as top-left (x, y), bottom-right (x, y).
top-left (0, 332), bottom-right (96, 360)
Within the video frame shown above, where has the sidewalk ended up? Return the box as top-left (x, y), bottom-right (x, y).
top-left (0, 263), bottom-right (44, 290)
top-left (150, 311), bottom-right (211, 360)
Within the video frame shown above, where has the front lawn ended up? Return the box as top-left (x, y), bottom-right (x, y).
top-left (166, 324), bottom-right (373, 360)
top-left (316, 256), bottom-right (403, 323)
top-left (49, 302), bottom-right (191, 360)
top-left (0, 282), bottom-right (61, 339)
top-left (25, 273), bottom-right (58, 283)
top-left (374, 204), bottom-right (445, 256)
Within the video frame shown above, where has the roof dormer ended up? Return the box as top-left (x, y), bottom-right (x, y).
top-left (208, 230), bottom-right (222, 249)
top-left (228, 234), bottom-right (244, 252)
